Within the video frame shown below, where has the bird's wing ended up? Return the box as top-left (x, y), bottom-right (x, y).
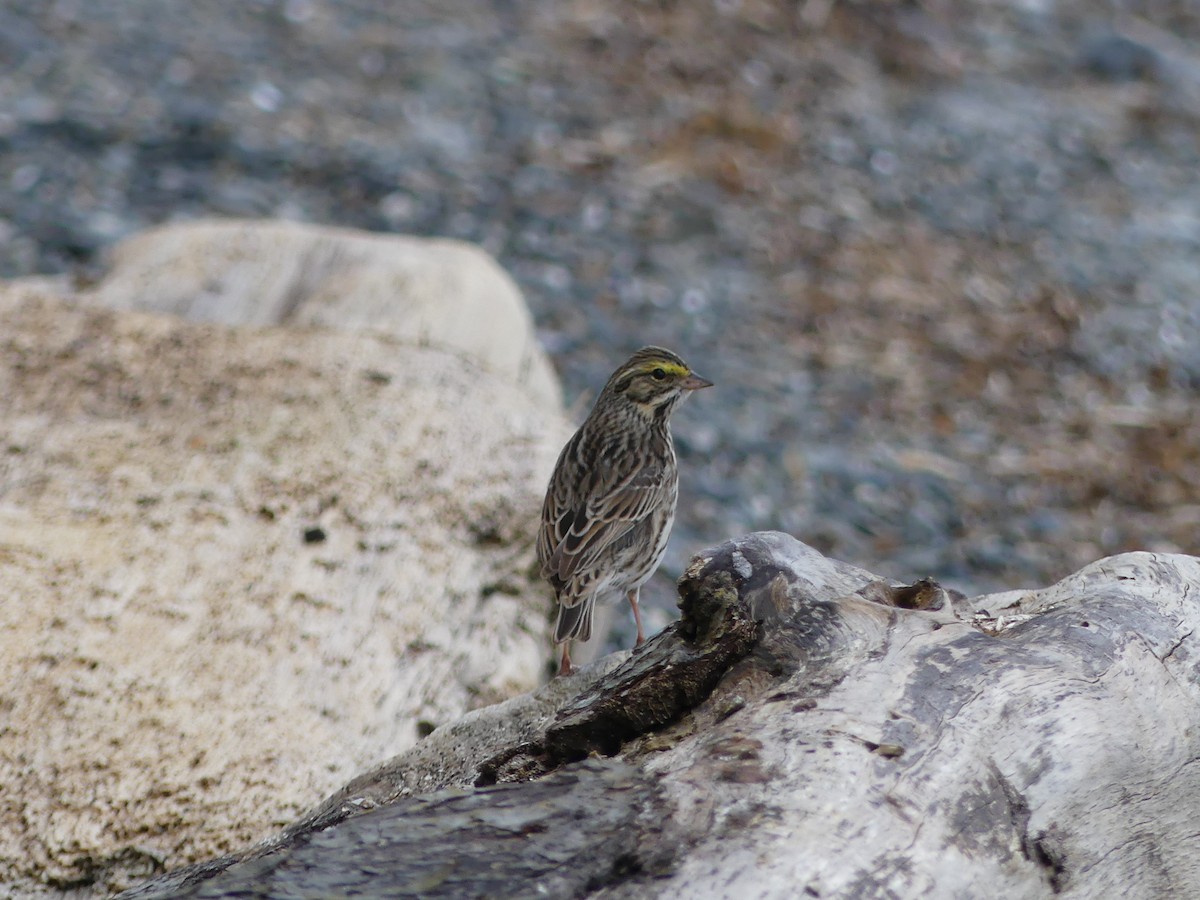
top-left (545, 460), bottom-right (670, 592)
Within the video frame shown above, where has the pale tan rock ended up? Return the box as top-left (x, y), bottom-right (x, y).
top-left (0, 228), bottom-right (567, 896)
top-left (81, 219), bottom-right (560, 409)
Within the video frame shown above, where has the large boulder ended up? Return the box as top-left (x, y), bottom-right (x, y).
top-left (0, 222), bottom-right (567, 896)
top-left (83, 218), bottom-right (559, 409)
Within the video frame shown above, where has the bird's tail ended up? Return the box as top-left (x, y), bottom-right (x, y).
top-left (554, 598), bottom-right (594, 643)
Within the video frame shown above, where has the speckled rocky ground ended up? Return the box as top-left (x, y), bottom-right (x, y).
top-left (3, 0), bottom-right (1200, 650)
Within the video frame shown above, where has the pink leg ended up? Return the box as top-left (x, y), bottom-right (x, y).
top-left (558, 642), bottom-right (574, 676)
top-left (627, 588), bottom-right (645, 646)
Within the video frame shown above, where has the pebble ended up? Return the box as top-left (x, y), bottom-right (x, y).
top-left (2, 0), bottom-right (1198, 654)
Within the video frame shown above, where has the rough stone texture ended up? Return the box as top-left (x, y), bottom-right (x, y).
top-left (0, 229), bottom-right (567, 896)
top-left (122, 534), bottom-right (1200, 899)
top-left (81, 219), bottom-right (559, 409)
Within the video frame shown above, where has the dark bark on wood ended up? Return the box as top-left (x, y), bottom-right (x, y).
top-left (166, 761), bottom-right (664, 900)
top-left (121, 533), bottom-right (1200, 899)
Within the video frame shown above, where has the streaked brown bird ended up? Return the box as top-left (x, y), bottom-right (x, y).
top-left (537, 346), bottom-right (713, 675)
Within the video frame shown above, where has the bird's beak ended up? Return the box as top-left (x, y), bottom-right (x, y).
top-left (681, 372), bottom-right (714, 391)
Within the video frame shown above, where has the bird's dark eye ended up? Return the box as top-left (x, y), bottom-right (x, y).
top-left (651, 367), bottom-right (667, 380)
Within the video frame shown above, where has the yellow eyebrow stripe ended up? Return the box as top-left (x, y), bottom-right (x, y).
top-left (637, 361), bottom-right (688, 377)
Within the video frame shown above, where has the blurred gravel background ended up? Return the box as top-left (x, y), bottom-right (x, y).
top-left (4, 0), bottom-right (1200, 650)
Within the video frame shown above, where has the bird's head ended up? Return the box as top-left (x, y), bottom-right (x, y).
top-left (602, 346), bottom-right (713, 419)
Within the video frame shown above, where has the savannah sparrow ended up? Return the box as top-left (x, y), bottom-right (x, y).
top-left (538, 346), bottom-right (713, 675)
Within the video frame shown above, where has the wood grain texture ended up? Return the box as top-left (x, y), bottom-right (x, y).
top-left (123, 533), bottom-right (1200, 899)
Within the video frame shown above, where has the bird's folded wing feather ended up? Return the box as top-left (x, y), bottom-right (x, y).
top-left (546, 463), bottom-right (667, 591)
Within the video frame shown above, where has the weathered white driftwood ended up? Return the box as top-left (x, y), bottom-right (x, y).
top-left (124, 533), bottom-right (1200, 899)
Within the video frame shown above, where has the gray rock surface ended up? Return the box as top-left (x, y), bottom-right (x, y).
top-left (83, 219), bottom-right (559, 408)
